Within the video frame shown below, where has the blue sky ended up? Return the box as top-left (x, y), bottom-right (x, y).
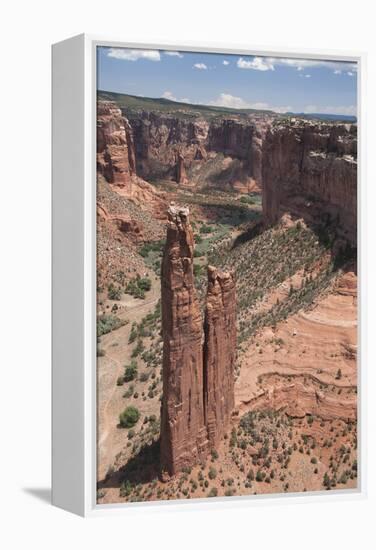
top-left (97, 47), bottom-right (357, 116)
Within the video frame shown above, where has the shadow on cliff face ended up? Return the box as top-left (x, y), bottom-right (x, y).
top-left (231, 220), bottom-right (264, 249)
top-left (98, 439), bottom-right (161, 490)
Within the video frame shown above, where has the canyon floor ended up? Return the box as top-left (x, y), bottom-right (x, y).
top-left (96, 181), bottom-right (358, 505)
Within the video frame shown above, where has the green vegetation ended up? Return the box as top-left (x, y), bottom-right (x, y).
top-left (124, 360), bottom-right (138, 382)
top-left (119, 406), bottom-right (140, 428)
top-left (207, 221), bottom-right (353, 343)
top-left (107, 283), bottom-right (122, 300)
top-left (239, 195), bottom-right (255, 205)
top-left (98, 90), bottom-right (274, 120)
top-left (97, 314), bottom-right (127, 337)
top-left (125, 275), bottom-right (152, 299)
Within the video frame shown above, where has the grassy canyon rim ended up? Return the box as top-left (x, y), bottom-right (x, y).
top-left (96, 83), bottom-right (357, 505)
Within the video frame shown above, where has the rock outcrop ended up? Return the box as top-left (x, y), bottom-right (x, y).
top-left (97, 101), bottom-right (136, 189)
top-left (262, 121), bottom-right (357, 242)
top-left (204, 266), bottom-right (237, 447)
top-left (175, 150), bottom-right (188, 184)
top-left (124, 110), bottom-right (271, 190)
top-left (97, 100), bottom-right (167, 219)
top-left (160, 206), bottom-right (237, 476)
top-left (160, 205), bottom-right (209, 475)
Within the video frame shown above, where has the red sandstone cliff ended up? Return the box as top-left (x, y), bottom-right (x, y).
top-left (125, 110), bottom-right (270, 190)
top-left (160, 207), bottom-right (237, 476)
top-left (175, 150), bottom-right (189, 184)
top-left (97, 101), bottom-right (136, 189)
top-left (262, 121), bottom-right (357, 242)
top-left (97, 100), bottom-right (167, 218)
top-left (160, 205), bottom-right (209, 476)
top-left (204, 266), bottom-right (237, 447)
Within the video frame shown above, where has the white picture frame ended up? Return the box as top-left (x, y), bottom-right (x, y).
top-left (52, 34), bottom-right (366, 517)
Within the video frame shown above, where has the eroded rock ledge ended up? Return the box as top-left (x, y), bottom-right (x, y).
top-left (160, 205), bottom-right (237, 476)
top-left (262, 121), bottom-right (357, 242)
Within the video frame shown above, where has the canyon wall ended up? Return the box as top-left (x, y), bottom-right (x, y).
top-left (262, 121), bottom-right (357, 241)
top-left (97, 101), bottom-right (136, 190)
top-left (160, 206), bottom-right (237, 476)
top-left (125, 110), bottom-right (269, 189)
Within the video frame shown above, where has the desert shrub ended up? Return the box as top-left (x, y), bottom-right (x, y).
top-left (256, 470), bottom-right (264, 482)
top-left (139, 240), bottom-right (165, 258)
top-left (107, 283), bottom-right (122, 300)
top-left (131, 339), bottom-right (145, 358)
top-left (247, 469), bottom-right (255, 481)
top-left (120, 480), bottom-right (134, 498)
top-left (200, 224), bottom-right (213, 234)
top-left (193, 264), bottom-right (204, 277)
top-left (116, 376), bottom-right (124, 386)
top-left (97, 314), bottom-right (125, 337)
top-left (211, 449), bottom-right (219, 460)
top-left (123, 384), bottom-right (134, 399)
top-left (119, 406), bottom-right (140, 428)
top-left (138, 277), bottom-right (152, 291)
top-left (124, 360), bottom-right (138, 382)
top-left (208, 487), bottom-right (218, 497)
top-left (208, 467), bottom-right (217, 480)
top-left (239, 195), bottom-right (255, 205)
top-left (139, 371), bottom-right (150, 382)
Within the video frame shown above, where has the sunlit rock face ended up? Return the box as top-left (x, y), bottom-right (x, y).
top-left (262, 122), bottom-right (357, 243)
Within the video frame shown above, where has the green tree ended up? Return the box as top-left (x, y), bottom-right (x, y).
top-left (119, 406), bottom-right (140, 428)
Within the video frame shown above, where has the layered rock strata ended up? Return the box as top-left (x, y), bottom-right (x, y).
top-left (204, 266), bottom-right (237, 447)
top-left (262, 121), bottom-right (357, 241)
top-left (125, 110), bottom-right (270, 189)
top-left (160, 206), bottom-right (209, 475)
top-left (97, 101), bottom-right (136, 189)
top-left (97, 100), bottom-right (167, 219)
top-left (160, 206), bottom-right (237, 476)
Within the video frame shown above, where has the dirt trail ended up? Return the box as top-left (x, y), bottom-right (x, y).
top-left (97, 273), bottom-right (161, 481)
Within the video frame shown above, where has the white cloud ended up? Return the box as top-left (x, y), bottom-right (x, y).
top-left (237, 57), bottom-right (274, 71)
top-left (304, 104), bottom-right (357, 116)
top-left (107, 48), bottom-right (160, 61)
top-left (347, 71), bottom-right (355, 76)
top-left (193, 63), bottom-right (208, 70)
top-left (163, 51), bottom-right (183, 58)
top-left (208, 93), bottom-right (291, 113)
top-left (209, 93), bottom-right (251, 108)
top-left (334, 69), bottom-right (342, 74)
top-left (223, 60), bottom-right (230, 65)
top-left (236, 56), bottom-right (357, 74)
top-left (162, 91), bottom-right (177, 100)
top-left (162, 91), bottom-right (190, 103)
top-left (305, 74), bottom-right (311, 78)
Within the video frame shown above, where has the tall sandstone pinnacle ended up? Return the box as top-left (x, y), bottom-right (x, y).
top-left (204, 266), bottom-right (236, 448)
top-left (160, 205), bottom-right (236, 476)
top-left (175, 150), bottom-right (189, 185)
top-left (160, 205), bottom-right (209, 476)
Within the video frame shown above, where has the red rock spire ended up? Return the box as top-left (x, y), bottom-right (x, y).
top-left (160, 205), bottom-right (237, 476)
